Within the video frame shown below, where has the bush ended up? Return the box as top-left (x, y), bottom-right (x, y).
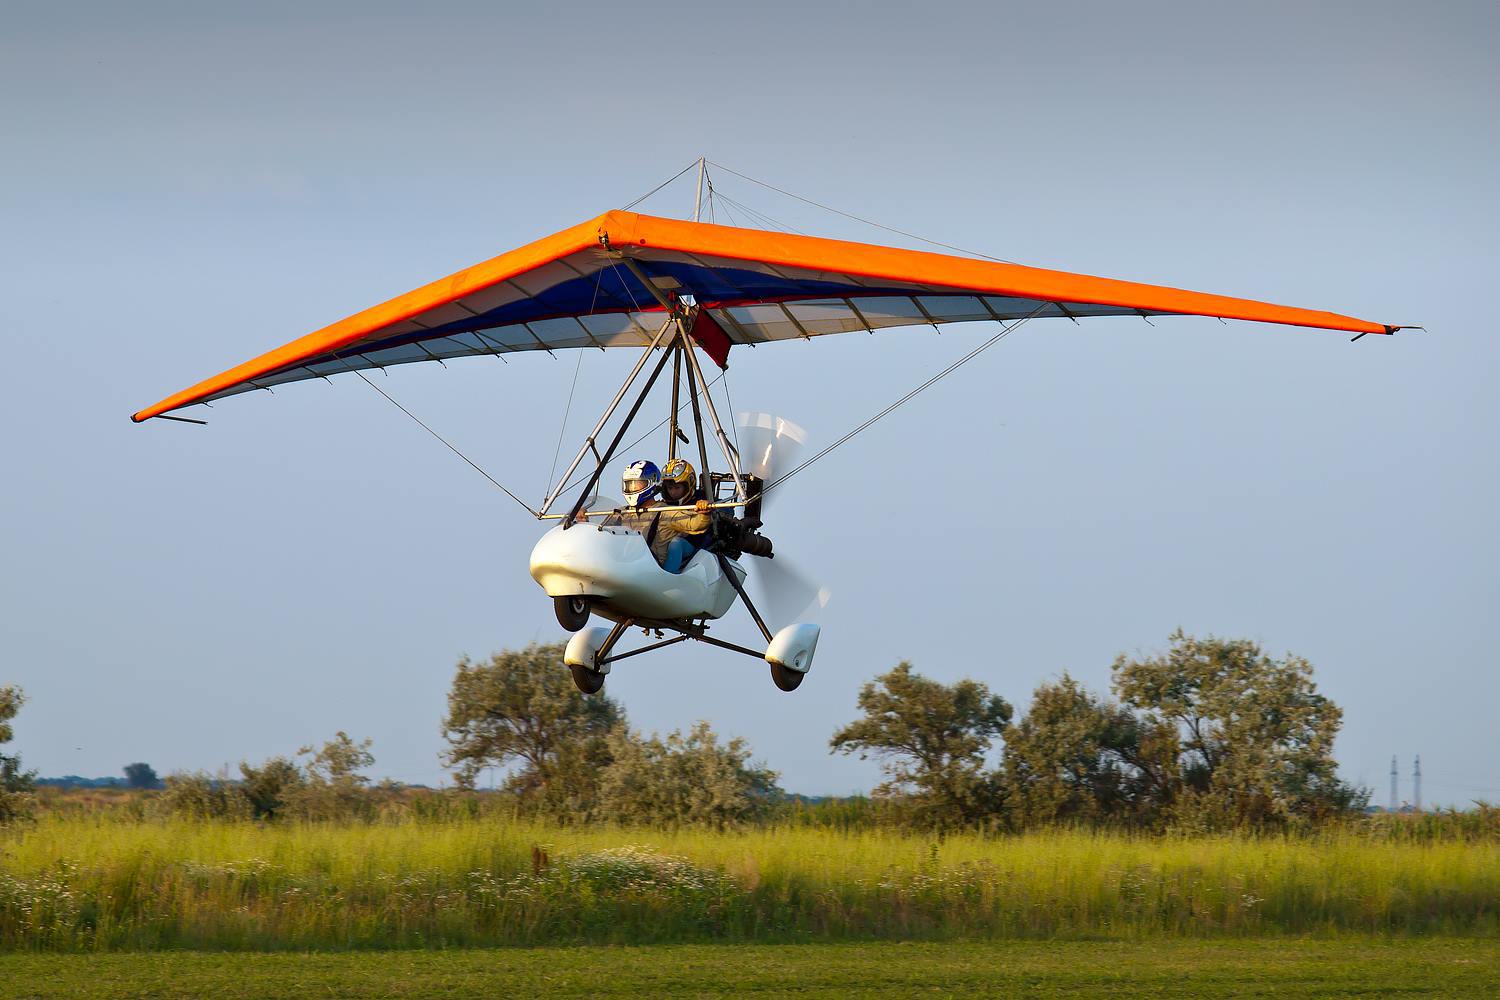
top-left (283, 733), bottom-right (377, 822)
top-left (238, 757), bottom-right (305, 820)
top-left (157, 772), bottom-right (252, 820)
top-left (597, 721), bottom-right (780, 828)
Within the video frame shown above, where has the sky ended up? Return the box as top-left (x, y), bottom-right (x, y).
top-left (2, 1), bottom-right (1496, 805)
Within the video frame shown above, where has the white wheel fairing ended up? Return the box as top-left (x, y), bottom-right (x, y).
top-left (765, 623), bottom-right (820, 674)
top-left (564, 627), bottom-right (614, 674)
top-left (530, 523), bottom-right (745, 621)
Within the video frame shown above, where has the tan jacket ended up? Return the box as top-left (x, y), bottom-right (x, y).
top-left (612, 503), bottom-right (712, 565)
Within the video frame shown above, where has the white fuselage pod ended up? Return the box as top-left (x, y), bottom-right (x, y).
top-left (529, 522), bottom-right (745, 622)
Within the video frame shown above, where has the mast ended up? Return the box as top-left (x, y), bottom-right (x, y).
top-left (693, 156), bottom-right (705, 222)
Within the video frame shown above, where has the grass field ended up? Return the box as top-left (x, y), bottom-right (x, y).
top-left (4, 815), bottom-right (1498, 950)
top-left (4, 939), bottom-right (1499, 998)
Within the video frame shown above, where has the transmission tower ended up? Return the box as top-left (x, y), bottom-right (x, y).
top-left (1413, 755), bottom-right (1422, 812)
top-left (1389, 755), bottom-right (1398, 811)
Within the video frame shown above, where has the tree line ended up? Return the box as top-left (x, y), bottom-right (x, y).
top-left (1, 630), bottom-right (1370, 831)
top-left (440, 628), bottom-right (1365, 832)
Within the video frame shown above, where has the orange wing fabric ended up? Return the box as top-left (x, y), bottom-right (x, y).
top-left (133, 210), bottom-right (1399, 421)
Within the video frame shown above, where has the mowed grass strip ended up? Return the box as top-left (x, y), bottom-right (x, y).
top-left (4, 939), bottom-right (1499, 998)
top-left (3, 816), bottom-right (1499, 950)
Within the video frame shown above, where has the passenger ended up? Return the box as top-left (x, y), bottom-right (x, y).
top-left (612, 458), bottom-right (712, 573)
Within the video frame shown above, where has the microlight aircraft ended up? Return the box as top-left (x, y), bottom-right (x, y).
top-left (133, 165), bottom-right (1409, 694)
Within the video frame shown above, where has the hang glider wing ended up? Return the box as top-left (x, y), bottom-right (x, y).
top-left (132, 210), bottom-right (1402, 422)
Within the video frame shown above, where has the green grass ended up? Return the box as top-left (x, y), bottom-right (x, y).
top-left (4, 815), bottom-right (1498, 950)
top-left (4, 939), bottom-right (1499, 998)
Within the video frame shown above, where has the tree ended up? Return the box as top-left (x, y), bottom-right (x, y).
top-left (829, 662), bottom-right (1011, 828)
top-left (442, 644), bottom-right (623, 819)
top-left (597, 720), bottom-right (780, 828)
top-left (123, 762), bottom-right (161, 790)
top-left (1112, 629), bottom-right (1365, 830)
top-left (1, 685), bottom-right (37, 823)
top-left (1002, 674), bottom-right (1146, 827)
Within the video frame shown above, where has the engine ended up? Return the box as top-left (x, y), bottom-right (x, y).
top-left (717, 515), bottom-right (774, 559)
top-left (704, 471), bottom-right (774, 559)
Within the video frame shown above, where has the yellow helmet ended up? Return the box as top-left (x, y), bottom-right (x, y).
top-left (661, 458), bottom-right (695, 491)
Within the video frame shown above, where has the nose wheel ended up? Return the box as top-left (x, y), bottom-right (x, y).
top-left (554, 595), bottom-right (591, 631)
top-left (569, 662), bottom-right (607, 694)
top-left (769, 662), bottom-right (804, 692)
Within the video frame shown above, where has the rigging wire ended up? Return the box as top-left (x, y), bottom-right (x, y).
top-left (721, 363), bottom-right (741, 458)
top-left (333, 355), bottom-right (539, 516)
top-left (611, 260), bottom-right (646, 317)
top-left (708, 160), bottom-right (1018, 264)
top-left (620, 160), bottom-right (700, 212)
top-left (760, 304), bottom-right (1049, 498)
top-left (708, 190), bottom-right (765, 228)
top-left (714, 194), bottom-right (746, 230)
top-left (712, 190), bottom-right (806, 236)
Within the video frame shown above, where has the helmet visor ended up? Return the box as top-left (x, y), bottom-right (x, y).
top-left (622, 478), bottom-right (652, 495)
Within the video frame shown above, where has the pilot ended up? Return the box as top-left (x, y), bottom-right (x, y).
top-left (657, 458), bottom-right (713, 572)
top-left (615, 458), bottom-right (712, 573)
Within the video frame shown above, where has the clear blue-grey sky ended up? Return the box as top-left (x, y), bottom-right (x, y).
top-left (3, 1), bottom-right (1494, 805)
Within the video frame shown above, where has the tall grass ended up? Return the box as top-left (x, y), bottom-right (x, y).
top-left (3, 813), bottom-right (1497, 951)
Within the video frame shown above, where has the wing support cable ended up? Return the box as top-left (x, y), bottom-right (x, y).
top-left (760, 303), bottom-right (1050, 499)
top-left (328, 352), bottom-right (539, 517)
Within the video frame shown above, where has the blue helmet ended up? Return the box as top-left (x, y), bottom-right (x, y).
top-left (621, 459), bottom-right (661, 507)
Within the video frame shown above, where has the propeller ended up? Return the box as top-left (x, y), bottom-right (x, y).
top-left (735, 412), bottom-right (830, 627)
top-left (735, 412), bottom-right (807, 510)
top-left (752, 554), bottom-right (831, 629)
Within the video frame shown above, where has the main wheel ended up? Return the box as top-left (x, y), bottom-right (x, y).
top-left (769, 663), bottom-right (805, 692)
top-left (569, 662), bottom-right (606, 694)
top-left (554, 595), bottom-right (591, 632)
